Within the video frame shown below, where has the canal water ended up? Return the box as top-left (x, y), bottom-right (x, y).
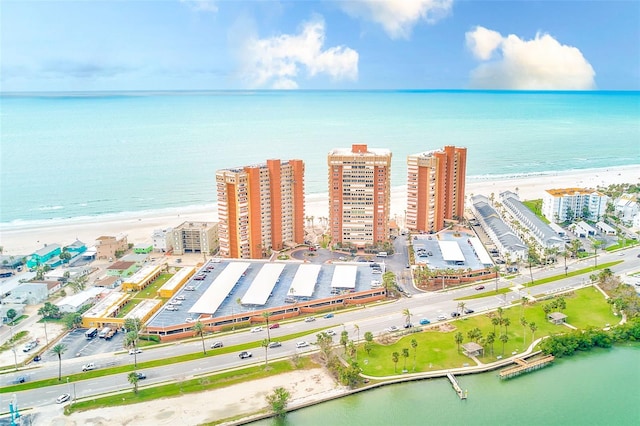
top-left (252, 345), bottom-right (639, 425)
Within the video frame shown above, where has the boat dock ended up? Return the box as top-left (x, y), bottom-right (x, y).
top-left (446, 373), bottom-right (467, 399)
top-left (499, 355), bottom-right (555, 380)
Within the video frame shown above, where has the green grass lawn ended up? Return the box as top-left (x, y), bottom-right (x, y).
top-left (133, 273), bottom-right (172, 299)
top-left (360, 286), bottom-right (616, 377)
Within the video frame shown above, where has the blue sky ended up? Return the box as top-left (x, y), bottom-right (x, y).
top-left (1, 0), bottom-right (639, 91)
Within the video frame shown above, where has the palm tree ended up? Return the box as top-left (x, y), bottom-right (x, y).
top-left (124, 330), bottom-right (139, 368)
top-left (486, 332), bottom-right (495, 356)
top-left (353, 324), bottom-right (360, 360)
top-left (262, 312), bottom-right (273, 341)
top-left (128, 371), bottom-right (140, 394)
top-left (193, 321), bottom-right (206, 355)
top-left (593, 239), bottom-right (604, 268)
top-left (51, 343), bottom-right (67, 381)
top-left (503, 317), bottom-right (511, 336)
top-left (402, 348), bottom-right (410, 372)
top-left (402, 308), bottom-right (412, 326)
top-left (261, 338), bottom-right (269, 367)
top-left (411, 339), bottom-right (418, 371)
top-left (520, 317), bottom-right (528, 346)
top-left (492, 265), bottom-right (500, 292)
top-left (491, 317), bottom-right (500, 335)
top-left (454, 332), bottom-right (463, 352)
top-left (392, 351), bottom-right (399, 373)
top-left (500, 333), bottom-right (509, 356)
top-left (457, 302), bottom-right (466, 315)
top-left (529, 322), bottom-right (537, 342)
top-left (520, 296), bottom-right (528, 316)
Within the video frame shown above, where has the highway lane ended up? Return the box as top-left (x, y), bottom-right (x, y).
top-left (8, 247), bottom-right (639, 408)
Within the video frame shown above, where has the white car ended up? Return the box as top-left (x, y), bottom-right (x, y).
top-left (166, 306), bottom-right (178, 311)
top-left (296, 341), bottom-right (310, 348)
top-left (251, 326), bottom-right (263, 333)
top-left (175, 295), bottom-right (186, 300)
top-left (56, 393), bottom-right (71, 404)
top-left (172, 300), bottom-right (183, 305)
top-left (385, 326), bottom-right (399, 333)
top-left (129, 348), bottom-right (142, 355)
top-left (437, 314), bottom-right (447, 321)
top-left (326, 330), bottom-right (336, 336)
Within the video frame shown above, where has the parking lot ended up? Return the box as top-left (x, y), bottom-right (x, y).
top-left (52, 328), bottom-right (125, 362)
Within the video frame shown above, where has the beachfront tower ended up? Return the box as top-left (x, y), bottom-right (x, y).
top-left (328, 144), bottom-right (392, 248)
top-left (216, 159), bottom-right (305, 259)
top-left (406, 146), bottom-right (467, 233)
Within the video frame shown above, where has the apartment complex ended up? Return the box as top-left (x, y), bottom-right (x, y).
top-left (171, 221), bottom-right (219, 255)
top-left (406, 146), bottom-right (467, 233)
top-left (216, 159), bottom-right (305, 259)
top-left (542, 188), bottom-right (608, 223)
top-left (328, 144), bottom-right (392, 247)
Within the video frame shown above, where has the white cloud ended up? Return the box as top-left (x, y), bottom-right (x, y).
top-left (180, 0), bottom-right (218, 14)
top-left (465, 26), bottom-right (596, 90)
top-left (240, 17), bottom-right (358, 89)
top-left (340, 0), bottom-right (452, 39)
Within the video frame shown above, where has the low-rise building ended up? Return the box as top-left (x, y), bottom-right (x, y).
top-left (133, 243), bottom-right (153, 254)
top-left (96, 235), bottom-right (128, 260)
top-left (56, 287), bottom-right (105, 313)
top-left (613, 194), bottom-right (639, 226)
top-left (26, 244), bottom-right (62, 269)
top-left (106, 261), bottom-right (138, 278)
top-left (471, 195), bottom-right (527, 260)
top-left (171, 222), bottom-right (219, 255)
top-left (122, 264), bottom-right (163, 292)
top-left (152, 228), bottom-right (173, 253)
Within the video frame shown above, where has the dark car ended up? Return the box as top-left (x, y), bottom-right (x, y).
top-left (239, 351), bottom-right (253, 359)
top-left (451, 312), bottom-right (460, 318)
top-left (475, 285), bottom-right (485, 290)
top-left (403, 323), bottom-right (414, 329)
top-left (269, 323), bottom-right (280, 329)
top-left (464, 308), bottom-right (474, 314)
top-left (136, 372), bottom-right (147, 380)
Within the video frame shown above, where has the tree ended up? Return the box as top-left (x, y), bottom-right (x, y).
top-left (486, 332), bottom-right (496, 356)
top-left (364, 331), bottom-right (374, 355)
top-left (340, 330), bottom-right (349, 352)
top-left (6, 308), bottom-right (17, 325)
top-left (262, 338), bottom-right (269, 367)
top-left (68, 275), bottom-right (88, 293)
top-left (411, 339), bottom-right (418, 371)
top-left (347, 341), bottom-right (356, 360)
top-left (593, 239), bottom-right (604, 268)
top-left (38, 302), bottom-right (61, 319)
top-left (529, 322), bottom-right (538, 342)
top-left (315, 332), bottom-right (334, 363)
top-left (503, 318), bottom-right (511, 336)
top-left (500, 333), bottom-right (509, 355)
top-left (193, 320), bottom-right (207, 355)
top-left (59, 250), bottom-right (72, 264)
top-left (63, 313), bottom-right (82, 330)
top-left (402, 308), bottom-right (412, 326)
top-left (392, 351), bottom-right (399, 373)
top-left (128, 371), bottom-right (140, 394)
top-left (493, 265), bottom-right (500, 292)
top-left (454, 332), bottom-right (463, 352)
top-left (457, 302), bottom-right (465, 316)
top-left (262, 311), bottom-right (273, 341)
top-left (491, 317), bottom-right (500, 335)
top-left (266, 386), bottom-right (291, 418)
top-left (124, 331), bottom-right (140, 367)
top-left (51, 343), bottom-right (67, 381)
top-left (520, 317), bottom-right (528, 347)
top-left (353, 324), bottom-right (360, 360)
top-left (402, 348), bottom-right (410, 372)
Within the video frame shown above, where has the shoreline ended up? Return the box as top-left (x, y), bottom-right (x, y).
top-left (1, 164), bottom-right (638, 255)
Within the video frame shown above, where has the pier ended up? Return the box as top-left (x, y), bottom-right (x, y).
top-left (499, 355), bottom-right (555, 380)
top-left (446, 373), bottom-right (467, 399)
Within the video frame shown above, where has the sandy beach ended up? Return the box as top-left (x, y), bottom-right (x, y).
top-left (1, 165), bottom-right (637, 256)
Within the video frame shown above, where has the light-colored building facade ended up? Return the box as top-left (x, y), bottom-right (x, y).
top-left (406, 146), bottom-right (467, 233)
top-left (542, 188), bottom-right (608, 223)
top-left (613, 194), bottom-right (639, 226)
top-left (328, 144), bottom-right (392, 247)
top-left (216, 159), bottom-right (305, 259)
top-left (171, 222), bottom-right (219, 256)
top-left (95, 235), bottom-right (128, 260)
top-left (152, 228), bottom-right (173, 253)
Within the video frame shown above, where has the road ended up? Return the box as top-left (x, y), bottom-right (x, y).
top-left (6, 247), bottom-right (639, 409)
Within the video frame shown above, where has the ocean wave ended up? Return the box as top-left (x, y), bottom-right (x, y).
top-left (32, 205), bottom-right (65, 211)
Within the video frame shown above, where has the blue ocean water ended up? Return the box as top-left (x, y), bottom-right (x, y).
top-left (1, 90), bottom-right (638, 227)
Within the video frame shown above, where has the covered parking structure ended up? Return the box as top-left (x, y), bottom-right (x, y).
top-left (287, 264), bottom-right (321, 299)
top-left (439, 240), bottom-right (465, 265)
top-left (240, 263), bottom-right (286, 306)
top-left (189, 262), bottom-right (250, 315)
top-left (330, 265), bottom-right (358, 291)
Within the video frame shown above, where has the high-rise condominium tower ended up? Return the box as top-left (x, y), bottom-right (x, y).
top-left (328, 144), bottom-right (392, 247)
top-left (406, 146), bottom-right (467, 233)
top-left (216, 159), bottom-right (305, 259)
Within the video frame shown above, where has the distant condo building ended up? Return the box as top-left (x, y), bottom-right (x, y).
top-left (171, 222), bottom-right (219, 255)
top-left (406, 146), bottom-right (467, 233)
top-left (542, 188), bottom-right (608, 223)
top-left (328, 144), bottom-right (392, 247)
top-left (216, 159), bottom-right (305, 259)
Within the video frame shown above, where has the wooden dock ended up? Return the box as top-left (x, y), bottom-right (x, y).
top-left (446, 373), bottom-right (467, 399)
top-left (499, 355), bottom-right (555, 380)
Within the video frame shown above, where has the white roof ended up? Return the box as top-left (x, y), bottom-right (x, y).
top-left (189, 262), bottom-right (250, 315)
top-left (56, 287), bottom-right (103, 309)
top-left (288, 264), bottom-right (321, 298)
top-left (125, 299), bottom-right (162, 320)
top-left (330, 265), bottom-right (358, 289)
top-left (241, 263), bottom-right (285, 305)
top-left (124, 264), bottom-right (163, 285)
top-left (83, 291), bottom-right (129, 318)
top-left (549, 222), bottom-right (565, 235)
top-left (439, 240), bottom-right (465, 262)
top-left (158, 267), bottom-right (195, 293)
top-left (468, 237), bottom-right (493, 265)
